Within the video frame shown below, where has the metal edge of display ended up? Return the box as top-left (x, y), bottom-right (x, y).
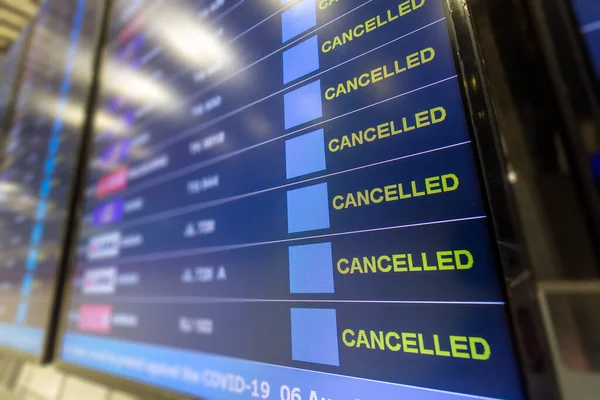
top-left (50, 0), bottom-right (534, 399)
top-left (0, 1), bottom-right (108, 364)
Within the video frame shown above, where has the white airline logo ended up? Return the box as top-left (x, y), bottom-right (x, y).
top-left (87, 231), bottom-right (121, 261)
top-left (83, 267), bottom-right (117, 295)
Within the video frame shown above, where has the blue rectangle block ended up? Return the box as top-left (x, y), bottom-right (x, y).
top-left (287, 183), bottom-right (330, 233)
top-left (25, 249), bottom-right (38, 271)
top-left (284, 80), bottom-right (323, 129)
top-left (289, 243), bottom-right (334, 293)
top-left (20, 274), bottom-right (34, 297)
top-left (39, 179), bottom-right (51, 198)
top-left (30, 224), bottom-right (44, 246)
top-left (291, 308), bottom-right (339, 366)
top-left (49, 136), bottom-right (60, 154)
top-left (283, 36), bottom-right (320, 84)
top-left (285, 129), bottom-right (326, 179)
top-left (35, 201), bottom-right (47, 220)
top-left (282, 0), bottom-right (316, 43)
top-left (44, 157), bottom-right (55, 175)
top-left (15, 302), bottom-right (28, 324)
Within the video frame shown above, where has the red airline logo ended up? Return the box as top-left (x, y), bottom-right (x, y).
top-left (119, 15), bottom-right (144, 44)
top-left (96, 167), bottom-right (128, 198)
top-left (78, 304), bottom-right (113, 334)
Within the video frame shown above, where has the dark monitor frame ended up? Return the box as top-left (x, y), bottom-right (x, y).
top-left (0, 0), bottom-right (109, 364)
top-left (52, 0), bottom-right (556, 398)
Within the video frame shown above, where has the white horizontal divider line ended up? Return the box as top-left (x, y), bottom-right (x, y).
top-left (214, 0), bottom-right (248, 21)
top-left (73, 296), bottom-right (506, 306)
top-left (583, 20), bottom-right (600, 34)
top-left (82, 215), bottom-right (487, 265)
top-left (228, 0), bottom-right (302, 43)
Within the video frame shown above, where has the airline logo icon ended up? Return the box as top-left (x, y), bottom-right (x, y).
top-left (96, 167), bottom-right (128, 198)
top-left (123, 110), bottom-right (136, 128)
top-left (101, 139), bottom-right (131, 167)
top-left (107, 97), bottom-right (120, 114)
top-left (78, 304), bottom-right (113, 334)
top-left (83, 267), bottom-right (117, 295)
top-left (87, 231), bottom-right (121, 261)
top-left (119, 15), bottom-right (144, 44)
top-left (93, 200), bottom-right (125, 226)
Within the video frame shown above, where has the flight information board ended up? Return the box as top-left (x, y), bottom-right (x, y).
top-left (0, 0), bottom-right (100, 356)
top-left (573, 0), bottom-right (600, 78)
top-left (58, 1), bottom-right (525, 399)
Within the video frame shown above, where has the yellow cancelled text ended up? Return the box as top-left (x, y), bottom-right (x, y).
top-left (332, 174), bottom-right (459, 210)
top-left (321, 0), bottom-right (426, 53)
top-left (324, 48), bottom-right (435, 100)
top-left (337, 250), bottom-right (474, 274)
top-left (342, 330), bottom-right (491, 360)
top-left (328, 107), bottom-right (446, 153)
top-left (318, 0), bottom-right (339, 10)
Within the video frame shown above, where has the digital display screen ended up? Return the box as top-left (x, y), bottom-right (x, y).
top-left (0, 0), bottom-right (99, 356)
top-left (573, 0), bottom-right (600, 78)
top-left (58, 1), bottom-right (525, 398)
